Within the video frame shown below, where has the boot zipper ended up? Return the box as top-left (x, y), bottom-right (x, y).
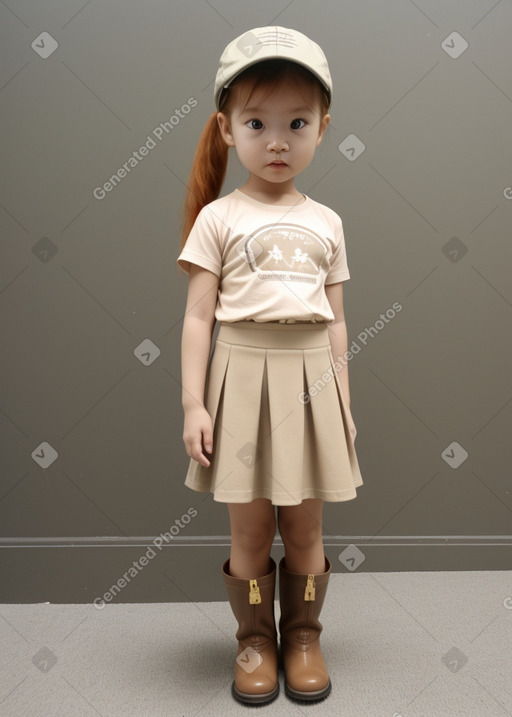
top-left (249, 579), bottom-right (262, 604)
top-left (304, 574), bottom-right (316, 601)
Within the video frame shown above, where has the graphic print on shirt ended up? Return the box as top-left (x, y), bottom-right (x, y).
top-left (236, 223), bottom-right (330, 284)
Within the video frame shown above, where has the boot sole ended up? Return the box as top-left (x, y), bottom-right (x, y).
top-left (284, 678), bottom-right (332, 703)
top-left (231, 680), bottom-right (279, 706)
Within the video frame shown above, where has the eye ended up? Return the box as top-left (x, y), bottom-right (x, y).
top-left (291, 118), bottom-right (306, 130)
top-left (247, 119), bottom-right (263, 130)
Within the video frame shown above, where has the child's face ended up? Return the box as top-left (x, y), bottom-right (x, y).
top-left (217, 78), bottom-right (330, 191)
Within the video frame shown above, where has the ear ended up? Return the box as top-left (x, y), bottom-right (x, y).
top-left (316, 113), bottom-right (331, 146)
top-left (217, 112), bottom-right (235, 147)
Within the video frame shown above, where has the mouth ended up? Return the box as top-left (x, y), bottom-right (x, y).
top-left (268, 161), bottom-right (288, 166)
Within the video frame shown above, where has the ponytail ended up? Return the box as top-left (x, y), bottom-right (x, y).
top-left (179, 112), bottom-right (228, 249)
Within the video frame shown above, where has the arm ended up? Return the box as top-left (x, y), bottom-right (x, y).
top-left (181, 263), bottom-right (219, 466)
top-left (325, 281), bottom-right (357, 441)
top-left (325, 281), bottom-right (350, 405)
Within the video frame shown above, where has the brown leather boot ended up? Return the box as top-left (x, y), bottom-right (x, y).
top-left (222, 557), bottom-right (279, 705)
top-left (278, 555), bottom-right (332, 702)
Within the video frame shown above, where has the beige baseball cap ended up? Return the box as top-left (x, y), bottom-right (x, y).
top-left (214, 26), bottom-right (332, 110)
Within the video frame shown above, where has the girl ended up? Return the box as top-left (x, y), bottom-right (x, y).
top-left (177, 26), bottom-right (363, 706)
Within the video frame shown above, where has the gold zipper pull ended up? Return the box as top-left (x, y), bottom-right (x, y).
top-left (249, 579), bottom-right (261, 604)
top-left (304, 574), bottom-right (316, 601)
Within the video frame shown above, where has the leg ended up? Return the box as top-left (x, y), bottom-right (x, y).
top-left (277, 498), bottom-right (325, 574)
top-left (223, 498), bottom-right (279, 705)
top-left (228, 498), bottom-right (276, 578)
top-left (277, 499), bottom-right (332, 702)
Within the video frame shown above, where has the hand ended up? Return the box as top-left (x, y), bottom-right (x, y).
top-left (183, 405), bottom-right (214, 468)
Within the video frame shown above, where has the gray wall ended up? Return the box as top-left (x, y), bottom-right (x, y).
top-left (1, 0), bottom-right (510, 604)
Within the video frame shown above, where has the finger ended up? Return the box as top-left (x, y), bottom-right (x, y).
top-left (196, 446), bottom-right (210, 467)
top-left (203, 428), bottom-right (213, 455)
top-left (187, 438), bottom-right (203, 462)
top-left (193, 438), bottom-right (211, 468)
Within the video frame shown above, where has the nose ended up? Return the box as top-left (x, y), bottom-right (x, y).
top-left (267, 137), bottom-right (289, 153)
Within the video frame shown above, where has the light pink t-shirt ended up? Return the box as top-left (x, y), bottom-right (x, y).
top-left (176, 189), bottom-right (350, 323)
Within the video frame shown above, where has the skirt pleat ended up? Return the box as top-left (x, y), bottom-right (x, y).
top-left (303, 347), bottom-right (356, 497)
top-left (265, 348), bottom-right (305, 501)
top-left (183, 321), bottom-right (363, 505)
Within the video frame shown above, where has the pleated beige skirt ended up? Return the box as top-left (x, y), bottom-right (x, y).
top-left (184, 320), bottom-right (363, 506)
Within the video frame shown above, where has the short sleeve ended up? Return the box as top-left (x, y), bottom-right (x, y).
top-left (176, 205), bottom-right (222, 277)
top-left (325, 215), bottom-right (350, 284)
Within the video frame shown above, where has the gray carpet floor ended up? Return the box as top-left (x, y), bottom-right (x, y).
top-left (1, 570), bottom-right (511, 716)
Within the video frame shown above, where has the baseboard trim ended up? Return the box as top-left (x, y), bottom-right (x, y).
top-left (2, 536), bottom-right (511, 602)
top-left (1, 535), bottom-right (511, 548)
